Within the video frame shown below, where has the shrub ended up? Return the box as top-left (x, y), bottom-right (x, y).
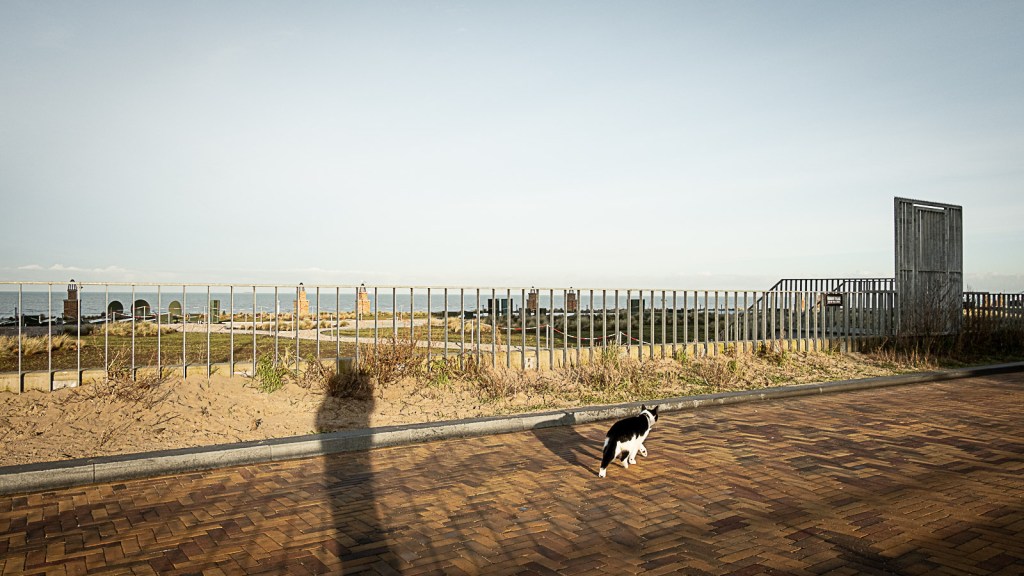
top-left (99, 321), bottom-right (175, 337)
top-left (689, 355), bottom-right (741, 393)
top-left (472, 363), bottom-right (528, 402)
top-left (327, 369), bottom-right (374, 399)
top-left (357, 336), bottom-right (423, 385)
top-left (0, 334), bottom-right (79, 357)
top-left (50, 334), bottom-right (76, 352)
top-left (89, 349), bottom-right (171, 408)
top-left (559, 345), bottom-right (663, 401)
top-left (757, 340), bottom-right (789, 366)
top-left (302, 357), bottom-right (373, 399)
top-left (426, 356), bottom-right (460, 388)
top-left (445, 317), bottom-right (493, 334)
top-left (61, 324), bottom-right (95, 336)
top-left (253, 355), bottom-right (290, 393)
top-left (20, 336), bottom-right (47, 357)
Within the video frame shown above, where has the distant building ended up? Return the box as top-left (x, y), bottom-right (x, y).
top-left (566, 289), bottom-right (578, 313)
top-left (63, 280), bottom-right (80, 321)
top-left (356, 284), bottom-right (372, 315)
top-left (107, 300), bottom-right (124, 318)
top-left (487, 298), bottom-right (510, 316)
top-left (133, 299), bottom-right (152, 317)
top-left (526, 288), bottom-right (539, 313)
top-left (294, 284), bottom-right (310, 317)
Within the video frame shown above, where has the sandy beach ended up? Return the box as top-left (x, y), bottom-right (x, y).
top-left (0, 347), bottom-right (923, 468)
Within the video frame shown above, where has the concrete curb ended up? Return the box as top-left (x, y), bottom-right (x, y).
top-left (2, 361), bottom-right (1022, 496)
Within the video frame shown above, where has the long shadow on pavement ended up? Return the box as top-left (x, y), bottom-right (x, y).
top-left (532, 414), bottom-right (603, 476)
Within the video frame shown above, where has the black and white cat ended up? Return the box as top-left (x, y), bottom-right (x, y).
top-left (598, 405), bottom-right (659, 478)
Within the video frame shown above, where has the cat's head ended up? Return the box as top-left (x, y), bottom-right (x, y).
top-left (641, 404), bottom-right (659, 421)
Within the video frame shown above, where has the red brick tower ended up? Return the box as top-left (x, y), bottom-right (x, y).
top-left (63, 279), bottom-right (80, 321)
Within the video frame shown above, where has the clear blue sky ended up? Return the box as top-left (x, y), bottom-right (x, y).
top-left (2, 1), bottom-right (1022, 290)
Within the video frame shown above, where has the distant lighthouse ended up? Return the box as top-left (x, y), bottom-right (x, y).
top-left (63, 279), bottom-right (81, 321)
top-left (356, 284), bottom-right (372, 316)
top-left (293, 283), bottom-right (310, 317)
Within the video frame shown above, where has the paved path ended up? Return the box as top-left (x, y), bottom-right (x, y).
top-left (2, 373), bottom-right (1023, 575)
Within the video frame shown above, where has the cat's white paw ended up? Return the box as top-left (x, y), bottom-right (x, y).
top-left (628, 457), bottom-right (637, 465)
top-left (622, 460), bottom-right (629, 469)
top-left (598, 468), bottom-right (606, 478)
top-left (639, 446), bottom-right (648, 457)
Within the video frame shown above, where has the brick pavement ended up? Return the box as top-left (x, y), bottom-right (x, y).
top-left (1, 372), bottom-right (1023, 575)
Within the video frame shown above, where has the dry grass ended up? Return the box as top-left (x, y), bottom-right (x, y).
top-left (292, 336), bottom-right (425, 400)
top-left (86, 349), bottom-right (172, 409)
top-left (315, 337), bottom-right (977, 409)
top-left (324, 369), bottom-right (374, 400)
top-left (0, 334), bottom-right (79, 357)
top-left (559, 346), bottom-right (667, 402)
top-left (442, 321), bottom-right (1022, 408)
top-left (235, 319), bottom-right (344, 331)
top-left (471, 364), bottom-right (530, 401)
top-left (227, 311), bottom-right (424, 323)
top-left (687, 354), bottom-right (741, 393)
top-left (755, 340), bottom-right (791, 367)
top-left (859, 314), bottom-right (1024, 369)
top-left (445, 318), bottom-right (493, 334)
top-left (99, 322), bottom-right (176, 338)
top-left (357, 336), bottom-right (423, 385)
top-left (300, 356), bottom-right (374, 400)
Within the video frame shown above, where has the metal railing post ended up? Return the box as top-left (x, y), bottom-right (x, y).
top-left (442, 288), bottom-right (448, 363)
top-left (520, 288), bottom-right (526, 370)
top-left (461, 288), bottom-right (467, 370)
top-left (589, 290), bottom-right (595, 363)
top-left (548, 288), bottom-right (555, 369)
top-left (17, 285), bottom-right (22, 392)
top-left (493, 288), bottom-right (499, 369)
top-left (228, 286), bottom-right (233, 375)
top-left (251, 286), bottom-right (257, 377)
top-left (44, 286), bottom-right (52, 390)
top-left (426, 287), bottom-right (432, 370)
top-left (131, 284), bottom-right (136, 379)
top-left (336, 287), bottom-right (341, 369)
top-left (207, 285), bottom-right (213, 379)
top-left (374, 287), bottom-right (380, 361)
top-left (354, 286), bottom-right (360, 369)
top-left (506, 288), bottom-right (512, 369)
top-left (104, 285), bottom-right (110, 379)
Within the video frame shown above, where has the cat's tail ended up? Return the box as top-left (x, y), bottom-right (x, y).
top-left (598, 437), bottom-right (615, 478)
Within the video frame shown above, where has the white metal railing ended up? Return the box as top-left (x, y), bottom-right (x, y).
top-left (0, 280), bottom-right (918, 392)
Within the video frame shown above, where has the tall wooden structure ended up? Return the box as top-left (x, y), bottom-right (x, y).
top-left (894, 198), bottom-right (963, 335)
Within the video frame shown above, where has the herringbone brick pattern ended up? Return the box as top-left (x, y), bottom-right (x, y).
top-left (2, 373), bottom-right (1023, 575)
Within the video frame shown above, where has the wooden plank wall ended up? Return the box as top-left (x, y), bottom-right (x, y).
top-left (894, 198), bottom-right (963, 335)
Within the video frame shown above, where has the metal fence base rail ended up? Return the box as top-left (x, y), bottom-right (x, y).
top-left (1, 281), bottom-right (1021, 393)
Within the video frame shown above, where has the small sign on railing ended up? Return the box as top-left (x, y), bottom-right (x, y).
top-left (825, 293), bottom-right (843, 307)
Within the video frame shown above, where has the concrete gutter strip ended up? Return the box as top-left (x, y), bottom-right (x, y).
top-left (2, 361), bottom-right (1022, 496)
